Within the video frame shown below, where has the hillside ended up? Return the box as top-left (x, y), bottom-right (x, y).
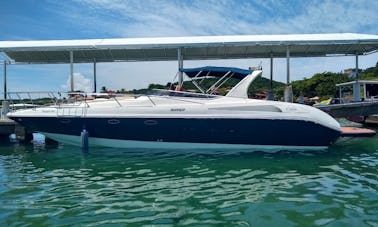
top-left (291, 63), bottom-right (378, 99)
top-left (117, 75), bottom-right (285, 98)
top-left (116, 63), bottom-right (378, 100)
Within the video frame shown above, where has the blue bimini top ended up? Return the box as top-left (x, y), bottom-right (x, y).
top-left (179, 66), bottom-right (253, 80)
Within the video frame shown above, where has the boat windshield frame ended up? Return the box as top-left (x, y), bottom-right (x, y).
top-left (179, 66), bottom-right (253, 95)
top-left (147, 89), bottom-right (221, 99)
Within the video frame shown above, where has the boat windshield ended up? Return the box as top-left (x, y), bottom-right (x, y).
top-left (147, 89), bottom-right (219, 99)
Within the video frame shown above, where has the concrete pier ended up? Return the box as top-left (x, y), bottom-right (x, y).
top-left (0, 117), bottom-right (34, 143)
top-left (1, 100), bottom-right (33, 142)
top-left (0, 117), bottom-right (16, 138)
top-left (14, 122), bottom-right (34, 143)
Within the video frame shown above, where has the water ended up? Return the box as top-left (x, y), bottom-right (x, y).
top-left (1, 135), bottom-right (378, 226)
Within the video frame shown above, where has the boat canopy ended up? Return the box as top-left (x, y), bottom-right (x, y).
top-left (180, 66), bottom-right (252, 80)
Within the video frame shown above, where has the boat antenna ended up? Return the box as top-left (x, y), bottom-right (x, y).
top-left (257, 61), bottom-right (262, 70)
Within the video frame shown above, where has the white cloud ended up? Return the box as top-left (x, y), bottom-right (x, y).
top-left (60, 0), bottom-right (378, 36)
top-left (61, 73), bottom-right (92, 92)
top-left (4, 0), bottom-right (378, 93)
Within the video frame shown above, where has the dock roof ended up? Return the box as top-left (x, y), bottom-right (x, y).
top-left (0, 33), bottom-right (377, 63)
top-left (336, 80), bottom-right (378, 87)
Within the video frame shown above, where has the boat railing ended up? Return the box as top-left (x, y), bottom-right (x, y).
top-left (2, 90), bottom-right (219, 114)
top-left (1, 91), bottom-right (132, 113)
top-left (3, 91), bottom-right (72, 110)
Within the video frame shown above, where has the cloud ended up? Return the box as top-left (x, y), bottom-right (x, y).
top-left (3, 0), bottom-right (378, 93)
top-left (61, 73), bottom-right (92, 92)
top-left (56, 0), bottom-right (378, 37)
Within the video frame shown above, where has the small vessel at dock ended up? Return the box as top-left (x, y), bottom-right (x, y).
top-left (6, 66), bottom-right (359, 149)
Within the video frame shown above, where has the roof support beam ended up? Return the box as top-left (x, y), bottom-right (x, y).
top-left (70, 51), bottom-right (74, 92)
top-left (284, 46), bottom-right (293, 102)
top-left (177, 48), bottom-right (183, 89)
top-left (354, 52), bottom-right (360, 101)
top-left (286, 46), bottom-right (290, 85)
top-left (93, 58), bottom-right (97, 93)
top-left (3, 61), bottom-right (7, 100)
top-left (268, 53), bottom-right (274, 100)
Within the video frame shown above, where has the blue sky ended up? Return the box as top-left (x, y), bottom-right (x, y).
top-left (0, 0), bottom-right (377, 92)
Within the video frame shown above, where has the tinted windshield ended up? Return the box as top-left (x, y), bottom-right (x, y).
top-left (147, 89), bottom-right (219, 99)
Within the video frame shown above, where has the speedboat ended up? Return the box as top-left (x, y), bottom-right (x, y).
top-left (7, 66), bottom-right (342, 149)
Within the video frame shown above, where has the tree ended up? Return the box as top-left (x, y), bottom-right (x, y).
top-left (292, 72), bottom-right (351, 99)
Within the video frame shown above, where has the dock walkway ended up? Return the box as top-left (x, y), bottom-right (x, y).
top-left (317, 101), bottom-right (378, 118)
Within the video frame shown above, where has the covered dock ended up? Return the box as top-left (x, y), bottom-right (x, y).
top-left (1, 33), bottom-right (378, 139)
top-left (1, 33), bottom-right (378, 102)
top-left (336, 80), bottom-right (378, 101)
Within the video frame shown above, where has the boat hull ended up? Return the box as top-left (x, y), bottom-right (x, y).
top-left (11, 116), bottom-right (341, 148)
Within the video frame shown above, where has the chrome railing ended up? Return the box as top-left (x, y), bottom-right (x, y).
top-left (1, 89), bottom-right (215, 116)
top-left (1, 91), bottom-right (140, 110)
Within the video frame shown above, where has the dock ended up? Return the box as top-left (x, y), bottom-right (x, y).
top-left (0, 116), bottom-right (34, 142)
top-left (1, 100), bottom-right (34, 142)
top-left (317, 101), bottom-right (378, 118)
top-left (0, 117), bottom-right (15, 137)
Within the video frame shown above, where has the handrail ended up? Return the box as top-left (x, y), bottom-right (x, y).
top-left (1, 91), bottom-right (130, 113)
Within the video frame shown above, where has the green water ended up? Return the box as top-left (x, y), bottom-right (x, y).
top-left (1, 136), bottom-right (378, 226)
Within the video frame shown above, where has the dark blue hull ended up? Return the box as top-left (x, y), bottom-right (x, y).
top-left (10, 117), bottom-right (341, 147)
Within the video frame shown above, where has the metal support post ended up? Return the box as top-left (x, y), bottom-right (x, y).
top-left (93, 58), bottom-right (97, 93)
top-left (268, 53), bottom-right (274, 100)
top-left (177, 48), bottom-right (183, 90)
top-left (70, 51), bottom-right (74, 92)
top-left (286, 47), bottom-right (290, 85)
top-left (354, 53), bottom-right (360, 102)
top-left (1, 61), bottom-right (8, 116)
top-left (3, 61), bottom-right (6, 100)
top-left (284, 46), bottom-right (293, 102)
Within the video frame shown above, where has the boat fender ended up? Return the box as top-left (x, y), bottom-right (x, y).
top-left (81, 129), bottom-right (89, 152)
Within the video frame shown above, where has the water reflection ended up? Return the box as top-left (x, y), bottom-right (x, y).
top-left (0, 136), bottom-right (377, 226)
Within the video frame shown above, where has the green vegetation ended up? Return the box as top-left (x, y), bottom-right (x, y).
top-left (361, 63), bottom-right (378, 80)
top-left (291, 72), bottom-right (351, 99)
top-left (291, 64), bottom-right (378, 100)
top-left (116, 76), bottom-right (286, 97)
top-left (114, 63), bottom-right (378, 100)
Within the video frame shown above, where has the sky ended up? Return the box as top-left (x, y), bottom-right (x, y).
top-left (0, 0), bottom-right (377, 92)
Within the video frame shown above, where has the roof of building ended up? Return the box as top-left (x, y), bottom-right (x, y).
top-left (0, 33), bottom-right (377, 63)
top-left (336, 80), bottom-right (378, 87)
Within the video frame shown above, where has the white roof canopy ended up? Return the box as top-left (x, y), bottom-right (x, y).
top-left (0, 33), bottom-right (377, 63)
top-left (336, 80), bottom-right (378, 87)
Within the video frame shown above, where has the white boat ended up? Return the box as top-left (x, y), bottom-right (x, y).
top-left (7, 66), bottom-right (342, 149)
